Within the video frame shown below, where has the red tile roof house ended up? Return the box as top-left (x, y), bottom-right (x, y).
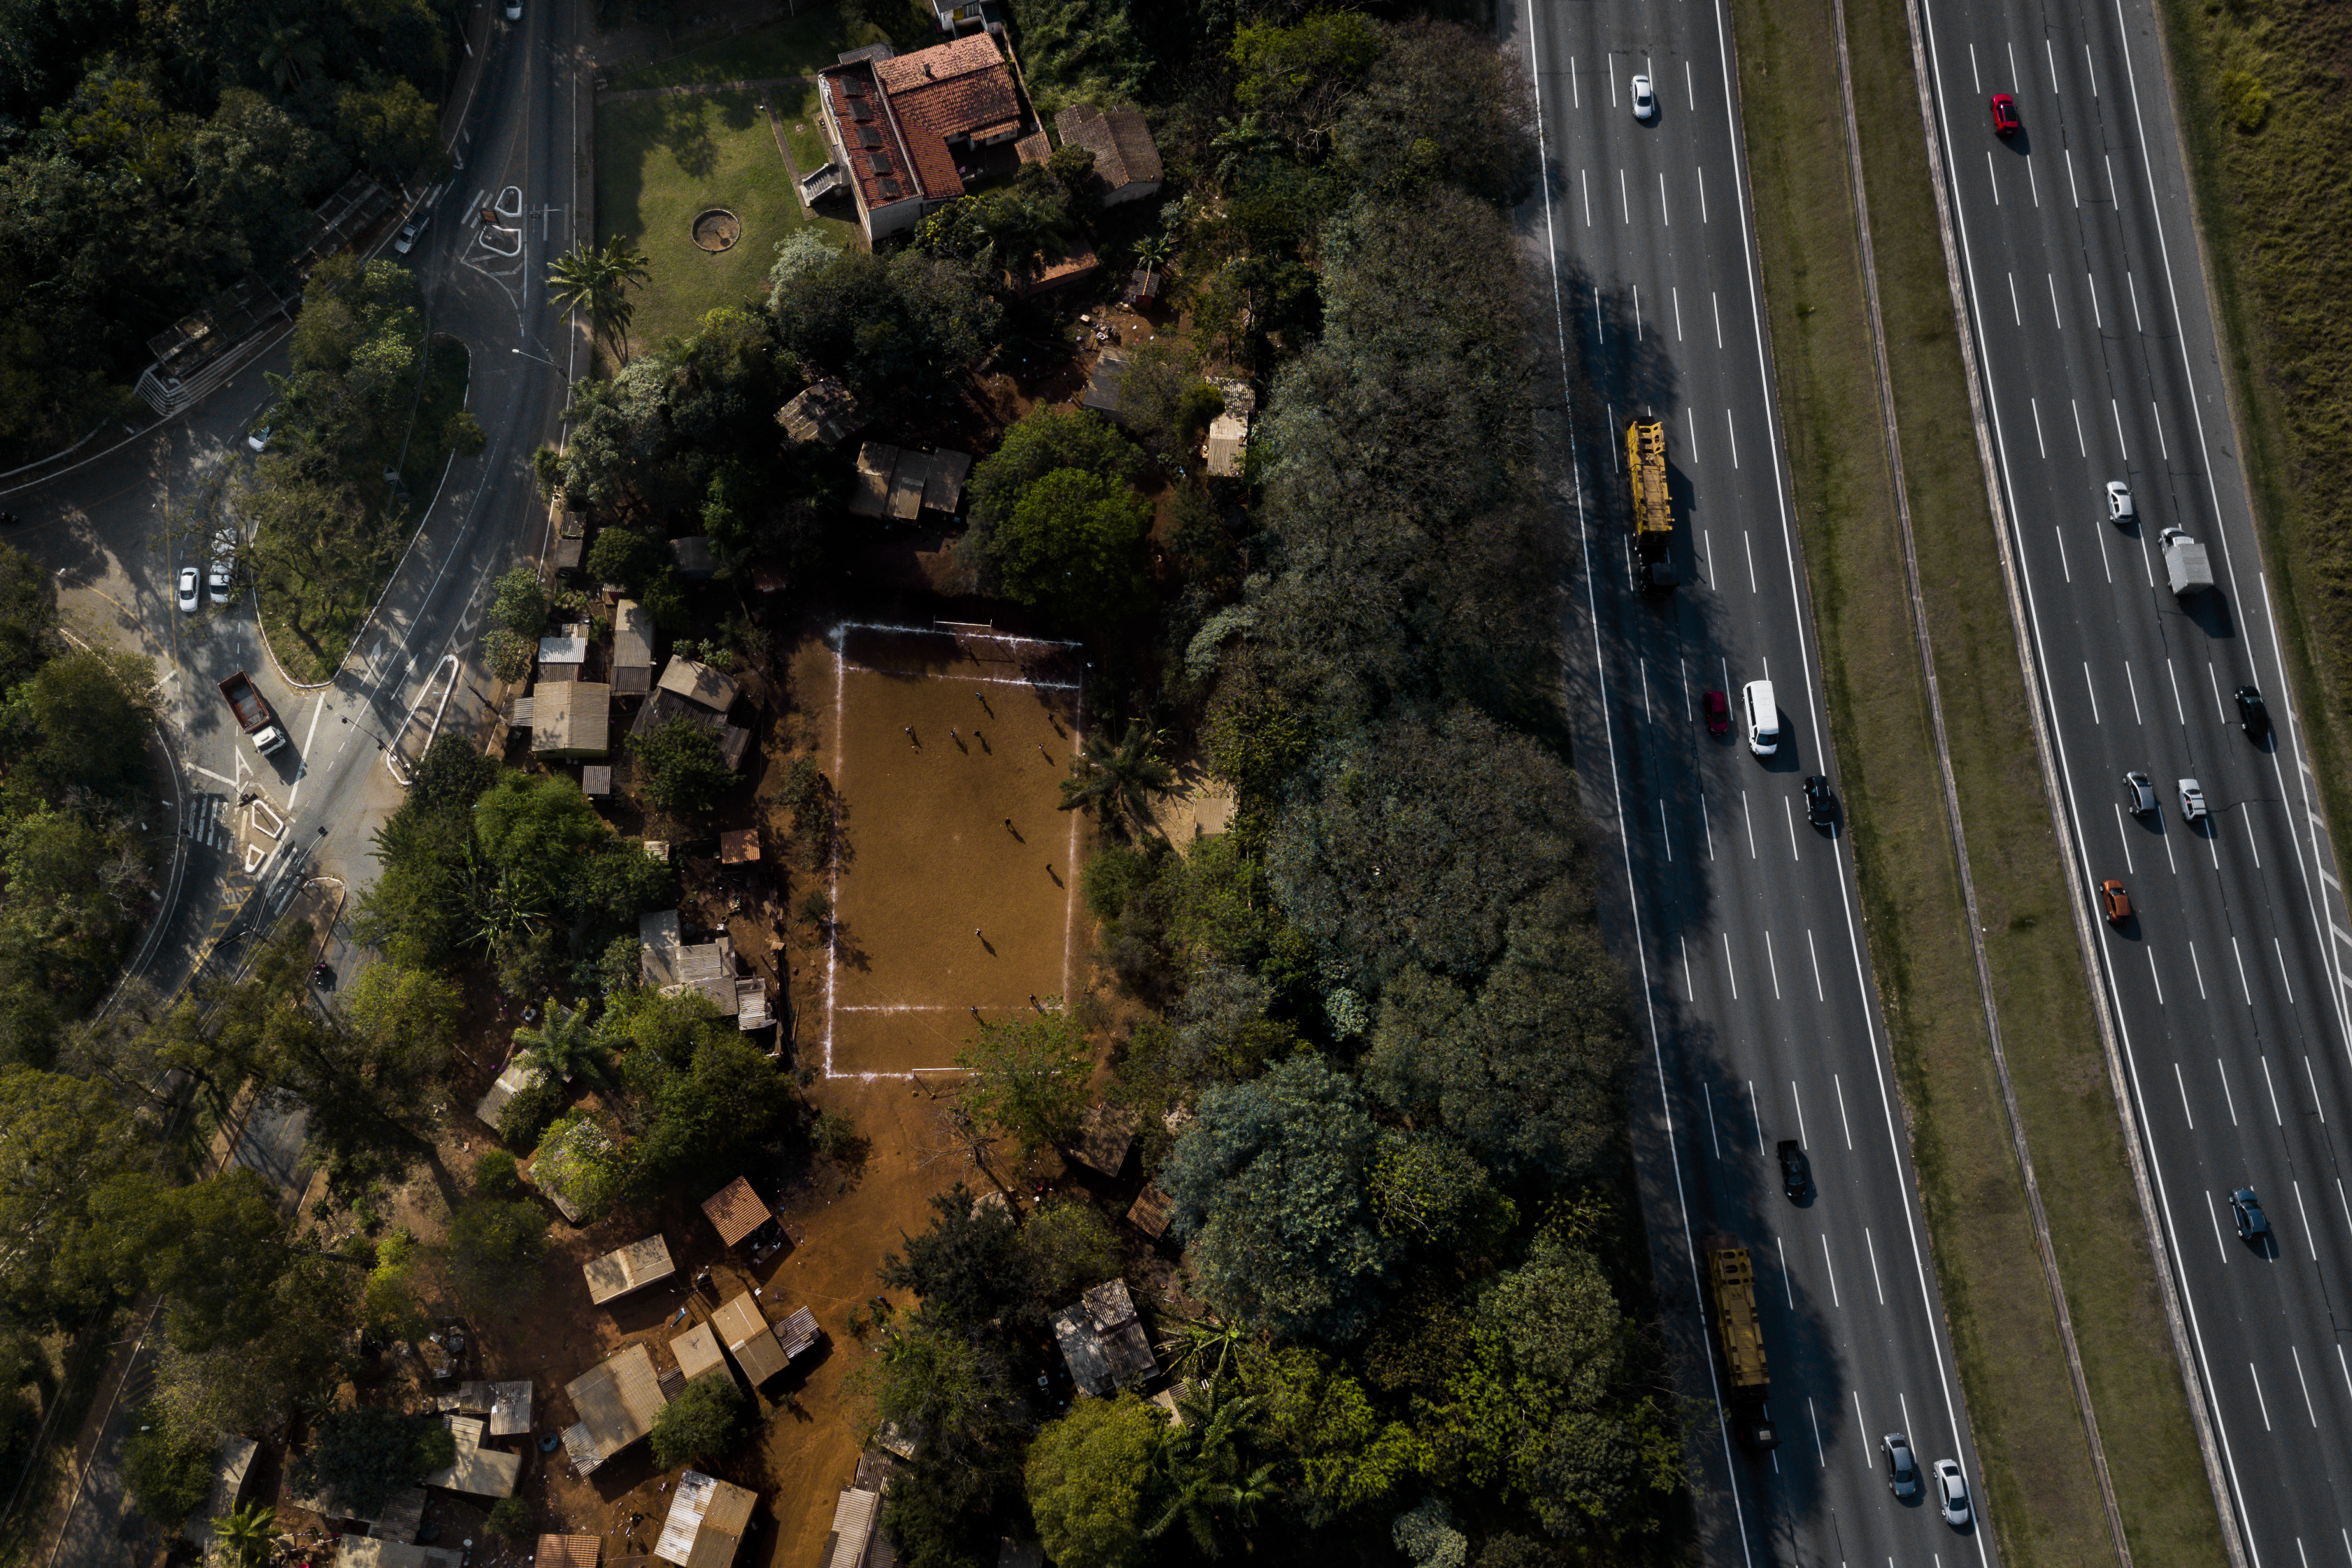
top-left (817, 34), bottom-right (1025, 243)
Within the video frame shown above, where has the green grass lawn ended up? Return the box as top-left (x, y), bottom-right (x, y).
top-left (596, 90), bottom-right (854, 355)
top-left (778, 79), bottom-right (832, 176)
top-left (606, 10), bottom-right (861, 90)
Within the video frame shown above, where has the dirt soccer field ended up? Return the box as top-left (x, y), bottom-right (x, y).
top-left (823, 623), bottom-right (1085, 1076)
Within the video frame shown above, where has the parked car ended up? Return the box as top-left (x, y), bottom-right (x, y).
top-left (1631, 73), bottom-right (1657, 120)
top-left (2235, 685), bottom-right (2269, 740)
top-left (206, 557), bottom-right (231, 605)
top-left (1934, 1459), bottom-right (1972, 1527)
top-left (2230, 1186), bottom-right (2269, 1244)
top-left (1804, 775), bottom-right (1835, 827)
top-left (1883, 1433), bottom-right (1921, 1499)
top-left (1777, 1139), bottom-right (1809, 1202)
top-left (1704, 689), bottom-right (1730, 736)
top-left (2106, 480), bottom-right (2134, 522)
top-left (394, 211), bottom-right (430, 255)
top-left (1990, 93), bottom-right (2020, 136)
top-left (245, 423), bottom-right (272, 452)
top-left (2123, 770), bottom-right (2156, 815)
top-left (176, 565), bottom-right (200, 613)
top-left (2100, 879), bottom-right (2131, 925)
top-left (2179, 778), bottom-right (2207, 821)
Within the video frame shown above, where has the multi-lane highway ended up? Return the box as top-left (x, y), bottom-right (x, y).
top-left (1508, 0), bottom-right (1996, 1562)
top-left (1916, 0), bottom-right (2352, 1557)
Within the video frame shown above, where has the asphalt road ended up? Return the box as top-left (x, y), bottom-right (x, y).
top-left (1914, 0), bottom-right (2352, 1558)
top-left (1504, 0), bottom-right (1997, 1562)
top-left (3, 0), bottom-right (587, 1556)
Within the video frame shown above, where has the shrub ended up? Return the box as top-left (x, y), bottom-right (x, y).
top-left (473, 1148), bottom-right (521, 1198)
top-left (648, 1371), bottom-right (747, 1469)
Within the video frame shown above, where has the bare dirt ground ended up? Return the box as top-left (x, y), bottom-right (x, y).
top-left (819, 624), bottom-right (1088, 1077)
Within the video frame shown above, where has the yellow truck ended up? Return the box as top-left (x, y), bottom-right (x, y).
top-left (1705, 1245), bottom-right (1779, 1450)
top-left (1625, 418), bottom-right (1678, 592)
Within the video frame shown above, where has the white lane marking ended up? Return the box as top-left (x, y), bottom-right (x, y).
top-left (2291, 1346), bottom-right (2318, 1427)
top-left (2338, 1180), bottom-right (2352, 1236)
top-left (2094, 511), bottom-right (2112, 581)
top-left (1987, 148), bottom-right (1999, 204)
top-left (1865, 1227), bottom-right (1886, 1305)
top-left (1743, 790), bottom-right (1758, 858)
top-left (2008, 270), bottom-right (2022, 325)
top-left (2070, 398), bottom-right (2088, 456)
top-left (1726, 408), bottom-right (1741, 467)
top-left (2209, 661), bottom-right (2228, 722)
top-left (1809, 1397), bottom-right (1825, 1469)
top-left (1570, 56), bottom-right (1578, 109)
top-left (2054, 527), bottom-right (2072, 582)
top-left (1783, 796), bottom-right (1802, 861)
top-left (1595, 292), bottom-right (1606, 342)
top-left (1810, 930), bottom-right (1827, 1002)
top-left (2084, 662), bottom-right (2101, 724)
top-left (2048, 271), bottom-right (2062, 328)
top-left (1748, 1078), bottom-right (1763, 1150)
top-left (1686, 59), bottom-right (1696, 109)
top-left (1766, 931), bottom-right (1783, 999)
top-left (2114, 804), bottom-right (2135, 872)
top-left (1660, 169), bottom-right (1671, 224)
top-left (2161, 812), bottom-right (2179, 876)
top-left (1674, 286), bottom-right (1685, 341)
top-left (2066, 148), bottom-right (2081, 208)
top-left (2027, 157), bottom-right (2039, 207)
top-left (1782, 1236), bottom-right (1795, 1308)
top-left (2125, 662), bottom-right (2144, 725)
top-left (2251, 1366), bottom-right (2272, 1432)
top-left (1684, 936), bottom-right (1698, 1004)
top-left (2031, 397), bottom-right (2047, 457)
top-left (1744, 530), bottom-right (1758, 592)
top-left (2148, 948), bottom-right (2164, 1002)
top-left (1690, 416), bottom-right (1702, 464)
top-left (2086, 270), bottom-right (2100, 327)
top-left (1698, 164), bottom-right (1709, 222)
top-left (1820, 1234), bottom-right (1842, 1309)
top-left (2292, 1181), bottom-right (2317, 1260)
top-left (1791, 1079), bottom-right (1808, 1146)
top-left (1660, 800), bottom-right (1674, 861)
top-left (2086, 42), bottom-right (2098, 97)
top-left (1634, 285), bottom-right (1644, 340)
top-left (1611, 55), bottom-right (1619, 106)
top-left (2277, 941), bottom-right (2296, 1005)
top-left (1620, 166), bottom-right (1631, 224)
top-left (2046, 37), bottom-right (2060, 93)
top-left (2193, 943), bottom-right (2209, 1001)
top-left (2174, 1062), bottom-right (2195, 1127)
top-left (2153, 403), bottom-right (2169, 460)
top-left (1702, 787), bottom-right (1716, 857)
top-left (1712, 290), bottom-right (1724, 346)
top-left (1969, 41), bottom-right (1981, 94)
top-left (2305, 1056), bottom-right (2323, 1123)
top-left (2111, 398), bottom-right (2129, 458)
top-left (189, 765), bottom-right (238, 790)
top-left (2126, 265), bottom-right (2142, 331)
top-left (1726, 934), bottom-right (1741, 1000)
top-left (2167, 658), bottom-right (2186, 725)
top-left (1581, 168), bottom-right (1592, 227)
top-left (2209, 1190), bottom-right (2230, 1260)
top-left (1833, 1069), bottom-right (1853, 1146)
top-left (2234, 937), bottom-right (2255, 1007)
top-left (2260, 1053), bottom-right (2283, 1123)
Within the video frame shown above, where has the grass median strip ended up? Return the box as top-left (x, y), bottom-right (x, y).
top-left (1729, 0), bottom-right (2225, 1562)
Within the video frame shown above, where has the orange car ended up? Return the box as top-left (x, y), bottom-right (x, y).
top-left (2100, 879), bottom-right (2131, 925)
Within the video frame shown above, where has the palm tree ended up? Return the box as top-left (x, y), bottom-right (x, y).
top-left (213, 1501), bottom-right (277, 1568)
top-left (1057, 721), bottom-right (1178, 839)
top-left (1160, 1312), bottom-right (1257, 1386)
top-left (1142, 1383), bottom-right (1278, 1558)
top-left (547, 238), bottom-right (652, 366)
top-left (257, 24), bottom-right (322, 92)
top-left (510, 999), bottom-right (609, 1088)
top-left (1133, 232), bottom-right (1173, 275)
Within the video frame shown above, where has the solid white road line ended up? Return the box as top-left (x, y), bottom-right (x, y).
top-left (2054, 526), bottom-right (2072, 583)
top-left (1726, 932), bottom-right (1741, 999)
top-left (2148, 948), bottom-right (2164, 1004)
top-left (1749, 1078), bottom-right (1764, 1152)
top-left (2072, 398), bottom-right (2088, 456)
top-left (2306, 1055), bottom-right (2323, 1123)
top-left (1834, 1069), bottom-right (1853, 1145)
top-left (1766, 930), bottom-right (1782, 999)
top-left (2086, 662), bottom-right (2101, 724)
top-left (2111, 398), bottom-right (2129, 457)
top-left (2194, 943), bottom-right (2209, 1001)
top-left (2125, 662), bottom-right (2143, 725)
top-left (2114, 805), bottom-right (2134, 873)
top-left (1660, 170), bottom-right (1670, 224)
top-left (2292, 1181), bottom-right (2316, 1260)
top-left (1810, 930), bottom-right (1827, 1002)
top-left (2291, 1346), bottom-right (2318, 1427)
top-left (2278, 940), bottom-right (2296, 1005)
top-left (2251, 1365), bottom-right (2272, 1432)
top-left (1866, 1227), bottom-right (1886, 1305)
top-left (2218, 1057), bottom-right (2237, 1124)
top-left (2261, 1054), bottom-right (2284, 1124)
top-left (2176, 1062), bottom-right (2195, 1127)
top-left (1784, 797), bottom-right (1801, 861)
top-left (1821, 1234), bottom-right (1842, 1309)
top-left (2009, 271), bottom-right (2022, 325)
top-left (2048, 272), bottom-right (2063, 328)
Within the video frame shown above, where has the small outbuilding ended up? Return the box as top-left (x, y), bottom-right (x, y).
top-left (701, 1176), bottom-right (773, 1248)
top-left (656, 656), bottom-right (740, 714)
top-left (562, 1342), bottom-right (670, 1474)
top-left (776, 378), bottom-right (866, 446)
top-left (530, 680), bottom-right (611, 760)
top-left (612, 599), bottom-right (655, 695)
top-left (671, 1319), bottom-right (727, 1385)
top-left (1053, 104), bottom-right (1162, 207)
top-left (1067, 1102), bottom-right (1132, 1176)
top-left (534, 1538), bottom-right (601, 1568)
top-left (421, 1414), bottom-right (520, 1498)
top-left (711, 1291), bottom-right (788, 1385)
top-left (472, 1055), bottom-right (545, 1130)
top-left (1081, 350), bottom-right (1129, 424)
top-left (181, 1434), bottom-right (257, 1547)
top-left (1124, 1183), bottom-right (1174, 1239)
top-left (669, 536), bottom-right (718, 580)
top-left (537, 627), bottom-right (590, 682)
top-left (823, 1486), bottom-right (885, 1568)
top-left (657, 1470), bottom-right (757, 1568)
top-left (1050, 1278), bottom-right (1159, 1397)
top-left (584, 1234), bottom-right (676, 1306)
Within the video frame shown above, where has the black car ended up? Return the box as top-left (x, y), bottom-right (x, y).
top-left (2230, 1186), bottom-right (2270, 1244)
top-left (1804, 775), bottom-right (1835, 827)
top-left (2235, 685), bottom-right (2269, 741)
top-left (1777, 1139), bottom-right (1809, 1202)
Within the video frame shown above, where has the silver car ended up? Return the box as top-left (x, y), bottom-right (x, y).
top-left (2123, 770), bottom-right (2156, 815)
top-left (1934, 1458), bottom-right (1972, 1526)
top-left (2179, 778), bottom-right (2207, 821)
top-left (2107, 480), bottom-right (2135, 522)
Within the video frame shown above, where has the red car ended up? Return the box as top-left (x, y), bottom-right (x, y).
top-left (2100, 878), bottom-right (2131, 925)
top-left (1991, 93), bottom-right (2020, 137)
top-left (1704, 690), bottom-right (1731, 736)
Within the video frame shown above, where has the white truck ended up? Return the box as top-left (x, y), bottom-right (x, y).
top-left (2160, 527), bottom-right (2214, 597)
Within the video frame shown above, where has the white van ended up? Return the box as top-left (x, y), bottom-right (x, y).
top-left (1743, 680), bottom-right (1779, 756)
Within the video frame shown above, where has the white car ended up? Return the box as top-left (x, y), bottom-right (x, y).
top-left (246, 424), bottom-right (272, 452)
top-left (208, 554), bottom-right (232, 605)
top-left (2106, 480), bottom-right (2134, 522)
top-left (1934, 1457), bottom-right (1972, 1527)
top-left (1631, 72), bottom-right (1657, 120)
top-left (505, 0), bottom-right (520, 16)
top-left (394, 212), bottom-right (429, 255)
top-left (176, 565), bottom-right (200, 613)
top-left (2179, 778), bottom-right (2207, 820)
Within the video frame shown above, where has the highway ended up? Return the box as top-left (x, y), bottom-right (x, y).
top-left (1507, 0), bottom-right (1997, 1562)
top-left (1914, 0), bottom-right (2352, 1557)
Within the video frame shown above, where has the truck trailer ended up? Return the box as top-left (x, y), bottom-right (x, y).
top-left (1625, 418), bottom-right (1678, 592)
top-left (2160, 527), bottom-right (2214, 597)
top-left (1705, 1245), bottom-right (1778, 1450)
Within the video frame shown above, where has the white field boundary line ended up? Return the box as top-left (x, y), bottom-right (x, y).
top-left (1516, 2), bottom-right (1753, 1563)
top-left (1908, 0), bottom-right (2252, 1559)
top-left (820, 621), bottom-right (1087, 1081)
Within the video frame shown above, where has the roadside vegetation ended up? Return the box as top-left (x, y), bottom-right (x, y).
top-left (1730, 0), bottom-right (2226, 1560)
top-left (0, 0), bottom-right (457, 466)
top-left (2153, 0), bottom-right (2352, 901)
top-left (237, 255), bottom-right (472, 682)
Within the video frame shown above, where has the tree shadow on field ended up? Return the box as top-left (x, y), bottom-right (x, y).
top-left (655, 95), bottom-right (720, 180)
top-left (824, 916), bottom-right (870, 973)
